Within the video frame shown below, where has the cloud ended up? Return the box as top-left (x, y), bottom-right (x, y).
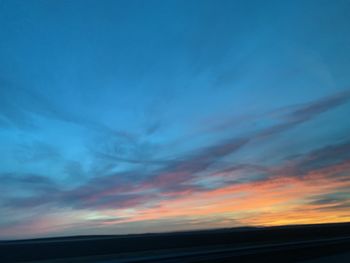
top-left (305, 189), bottom-right (350, 212)
top-left (287, 90), bottom-right (350, 122)
top-left (0, 173), bottom-right (60, 210)
top-left (0, 80), bottom-right (134, 141)
top-left (0, 173), bottom-right (58, 193)
top-left (4, 138), bottom-right (348, 214)
top-left (268, 140), bottom-right (350, 181)
top-left (1, 90), bottom-right (350, 238)
top-left (293, 142), bottom-right (350, 174)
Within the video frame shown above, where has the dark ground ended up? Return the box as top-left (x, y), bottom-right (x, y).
top-left (1, 222), bottom-right (350, 262)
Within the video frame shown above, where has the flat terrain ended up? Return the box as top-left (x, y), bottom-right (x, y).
top-left (1, 222), bottom-right (350, 262)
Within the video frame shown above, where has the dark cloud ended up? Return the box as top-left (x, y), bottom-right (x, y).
top-left (307, 191), bottom-right (350, 212)
top-left (257, 91), bottom-right (350, 138)
top-left (0, 173), bottom-right (58, 193)
top-left (296, 142), bottom-right (350, 173)
top-left (166, 137), bottom-right (249, 173)
top-left (317, 202), bottom-right (350, 211)
top-left (310, 196), bottom-right (346, 206)
top-left (287, 90), bottom-right (350, 122)
top-left (276, 140), bottom-right (350, 179)
top-left (0, 173), bottom-right (60, 210)
top-left (203, 90), bottom-right (350, 137)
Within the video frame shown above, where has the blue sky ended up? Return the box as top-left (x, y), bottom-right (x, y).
top-left (1, 0), bottom-right (350, 239)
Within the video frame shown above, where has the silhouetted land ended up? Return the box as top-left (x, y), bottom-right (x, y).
top-left (1, 222), bottom-right (350, 262)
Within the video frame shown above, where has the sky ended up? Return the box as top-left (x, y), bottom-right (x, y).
top-left (1, 0), bottom-right (350, 240)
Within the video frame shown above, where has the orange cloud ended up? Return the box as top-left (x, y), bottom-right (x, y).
top-left (103, 160), bottom-right (350, 228)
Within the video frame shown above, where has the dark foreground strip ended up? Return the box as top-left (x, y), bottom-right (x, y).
top-left (10, 236), bottom-right (350, 263)
top-left (1, 222), bottom-right (350, 262)
top-left (112, 236), bottom-right (350, 263)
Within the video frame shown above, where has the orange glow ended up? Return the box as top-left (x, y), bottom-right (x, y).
top-left (103, 161), bottom-right (350, 228)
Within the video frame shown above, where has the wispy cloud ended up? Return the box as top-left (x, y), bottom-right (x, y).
top-left (1, 91), bottom-right (349, 238)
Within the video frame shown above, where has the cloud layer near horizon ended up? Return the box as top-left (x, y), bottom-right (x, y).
top-left (1, 90), bottom-right (350, 239)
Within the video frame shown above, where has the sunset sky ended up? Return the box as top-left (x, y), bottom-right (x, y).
top-left (1, 0), bottom-right (350, 239)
